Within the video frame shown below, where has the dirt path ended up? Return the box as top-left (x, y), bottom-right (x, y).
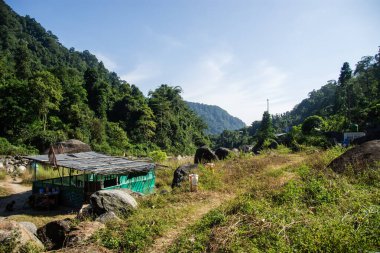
top-left (147, 192), bottom-right (234, 253)
top-left (0, 175), bottom-right (32, 214)
top-left (147, 154), bottom-right (305, 253)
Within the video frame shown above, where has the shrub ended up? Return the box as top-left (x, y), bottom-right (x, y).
top-left (0, 137), bottom-right (38, 155)
top-left (148, 150), bottom-right (167, 163)
top-left (302, 115), bottom-right (325, 134)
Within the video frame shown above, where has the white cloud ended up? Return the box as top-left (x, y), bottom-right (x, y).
top-left (94, 52), bottom-right (118, 71)
top-left (121, 62), bottom-right (161, 87)
top-left (180, 51), bottom-right (291, 124)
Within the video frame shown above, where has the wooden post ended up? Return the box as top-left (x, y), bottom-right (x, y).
top-left (69, 169), bottom-right (72, 186)
top-left (83, 171), bottom-right (86, 201)
top-left (34, 162), bottom-right (37, 181)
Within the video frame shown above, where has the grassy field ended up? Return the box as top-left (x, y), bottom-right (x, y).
top-left (168, 148), bottom-right (380, 253)
top-left (2, 148), bottom-right (379, 252)
top-left (93, 151), bottom-right (308, 252)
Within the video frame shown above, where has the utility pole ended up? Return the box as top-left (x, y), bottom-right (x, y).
top-left (267, 99), bottom-right (269, 113)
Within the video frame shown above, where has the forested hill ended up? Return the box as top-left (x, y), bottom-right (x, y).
top-left (0, 0), bottom-right (208, 155)
top-left (270, 53), bottom-right (380, 133)
top-left (187, 102), bottom-right (246, 135)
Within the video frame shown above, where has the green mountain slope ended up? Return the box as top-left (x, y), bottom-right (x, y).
top-left (0, 0), bottom-right (208, 155)
top-left (187, 101), bottom-right (246, 135)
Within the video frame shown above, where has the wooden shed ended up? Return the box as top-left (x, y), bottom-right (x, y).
top-left (25, 151), bottom-right (155, 208)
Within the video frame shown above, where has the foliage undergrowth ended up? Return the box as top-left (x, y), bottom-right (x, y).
top-left (169, 148), bottom-right (380, 252)
top-left (94, 152), bottom-right (293, 252)
top-left (0, 137), bottom-right (38, 156)
top-left (94, 193), bottom-right (197, 252)
top-left (0, 169), bottom-right (6, 180)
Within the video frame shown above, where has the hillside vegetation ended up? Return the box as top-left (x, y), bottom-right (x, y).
top-left (187, 102), bottom-right (246, 135)
top-left (0, 0), bottom-right (208, 156)
top-left (213, 49), bottom-right (380, 150)
top-left (169, 149), bottom-right (380, 252)
top-left (71, 147), bottom-right (378, 253)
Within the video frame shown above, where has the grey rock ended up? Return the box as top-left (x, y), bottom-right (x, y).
top-left (171, 164), bottom-right (198, 188)
top-left (328, 140), bottom-right (380, 173)
top-left (19, 221), bottom-right (37, 235)
top-left (17, 165), bottom-right (27, 173)
top-left (90, 189), bottom-right (138, 216)
top-left (95, 211), bottom-right (121, 224)
top-left (0, 219), bottom-right (44, 252)
top-left (268, 140), bottom-right (278, 149)
top-left (215, 147), bottom-right (231, 160)
top-left (240, 145), bottom-right (253, 153)
top-left (65, 221), bottom-right (105, 248)
top-left (194, 146), bottom-right (218, 164)
top-left (37, 218), bottom-right (72, 250)
top-left (77, 204), bottom-right (93, 220)
top-left (6, 164), bottom-right (14, 174)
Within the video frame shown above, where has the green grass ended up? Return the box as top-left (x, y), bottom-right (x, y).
top-left (168, 150), bottom-right (380, 253)
top-left (0, 169), bottom-right (6, 180)
top-left (92, 152), bottom-right (295, 252)
top-left (93, 193), bottom-right (198, 252)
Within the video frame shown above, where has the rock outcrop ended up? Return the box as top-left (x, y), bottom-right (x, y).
top-left (215, 147), bottom-right (231, 160)
top-left (43, 139), bottom-right (91, 154)
top-left (328, 140), bottom-right (380, 173)
top-left (0, 219), bottom-right (43, 252)
top-left (95, 211), bottom-right (121, 224)
top-left (90, 189), bottom-right (138, 216)
top-left (194, 146), bottom-right (218, 164)
top-left (37, 218), bottom-right (72, 250)
top-left (65, 221), bottom-right (105, 248)
top-left (171, 164), bottom-right (198, 188)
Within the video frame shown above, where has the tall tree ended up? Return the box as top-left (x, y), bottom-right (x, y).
top-left (336, 62), bottom-right (353, 125)
top-left (29, 71), bottom-right (63, 131)
top-left (256, 111), bottom-right (274, 142)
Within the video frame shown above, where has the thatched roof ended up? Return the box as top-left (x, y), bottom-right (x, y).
top-left (25, 151), bottom-right (155, 175)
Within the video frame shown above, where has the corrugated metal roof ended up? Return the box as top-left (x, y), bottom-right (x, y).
top-left (24, 151), bottom-right (154, 175)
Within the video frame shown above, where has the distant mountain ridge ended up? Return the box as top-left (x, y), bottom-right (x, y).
top-left (186, 102), bottom-right (246, 135)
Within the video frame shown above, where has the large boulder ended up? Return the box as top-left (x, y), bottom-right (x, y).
top-left (240, 145), bottom-right (253, 153)
top-left (328, 140), bottom-right (380, 173)
top-left (65, 221), bottom-right (105, 248)
top-left (77, 204), bottom-right (93, 221)
top-left (215, 147), bottom-right (231, 160)
top-left (171, 164), bottom-right (198, 188)
top-left (0, 219), bottom-right (44, 252)
top-left (268, 140), bottom-right (278, 149)
top-left (352, 130), bottom-right (380, 145)
top-left (95, 211), bottom-right (121, 224)
top-left (194, 146), bottom-right (218, 164)
top-left (19, 222), bottom-right (37, 235)
top-left (37, 218), bottom-right (72, 250)
top-left (90, 189), bottom-right (138, 216)
top-left (44, 139), bottom-right (91, 154)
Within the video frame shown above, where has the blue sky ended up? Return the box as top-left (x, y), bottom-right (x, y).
top-left (6, 0), bottom-right (380, 124)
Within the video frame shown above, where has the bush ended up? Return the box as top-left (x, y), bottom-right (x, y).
top-left (302, 115), bottom-right (325, 134)
top-left (148, 150), bottom-right (167, 163)
top-left (0, 137), bottom-right (38, 155)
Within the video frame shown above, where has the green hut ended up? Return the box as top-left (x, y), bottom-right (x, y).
top-left (25, 152), bottom-right (155, 208)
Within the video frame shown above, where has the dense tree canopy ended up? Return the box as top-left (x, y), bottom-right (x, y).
top-left (0, 0), bottom-right (208, 155)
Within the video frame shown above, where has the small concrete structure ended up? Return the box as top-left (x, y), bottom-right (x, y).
top-left (343, 132), bottom-right (366, 146)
